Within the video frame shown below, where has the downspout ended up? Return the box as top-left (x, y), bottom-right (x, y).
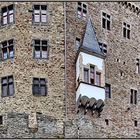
top-left (64, 1), bottom-right (67, 138)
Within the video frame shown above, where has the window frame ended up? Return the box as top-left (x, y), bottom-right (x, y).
top-left (1, 75), bottom-right (14, 97)
top-left (123, 22), bottom-right (130, 39)
top-left (77, 2), bottom-right (88, 20)
top-left (130, 89), bottom-right (137, 105)
top-left (96, 72), bottom-right (101, 86)
top-left (32, 4), bottom-right (48, 25)
top-left (32, 77), bottom-right (47, 96)
top-left (0, 39), bottom-right (14, 61)
top-left (75, 37), bottom-right (81, 50)
top-left (105, 83), bottom-right (111, 98)
top-left (33, 39), bottom-right (49, 59)
top-left (101, 11), bottom-right (111, 30)
top-left (99, 42), bottom-right (107, 55)
top-left (1, 4), bottom-right (15, 26)
top-left (84, 68), bottom-right (89, 83)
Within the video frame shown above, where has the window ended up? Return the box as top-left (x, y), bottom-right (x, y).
top-left (84, 68), bottom-right (89, 83)
top-left (1, 39), bottom-right (14, 60)
top-left (134, 120), bottom-right (138, 127)
top-left (96, 72), bottom-right (101, 86)
top-left (90, 66), bottom-right (94, 84)
top-left (0, 116), bottom-right (3, 125)
top-left (75, 37), bottom-right (80, 50)
top-left (102, 12), bottom-right (110, 30)
top-left (1, 5), bottom-right (14, 26)
top-left (32, 78), bottom-right (47, 96)
top-left (99, 42), bottom-right (107, 54)
top-left (33, 40), bottom-right (48, 59)
top-left (123, 22), bottom-right (130, 39)
top-left (105, 83), bottom-right (111, 98)
top-left (77, 2), bottom-right (87, 19)
top-left (105, 119), bottom-right (109, 125)
top-left (1, 75), bottom-right (14, 97)
top-left (33, 5), bottom-right (47, 23)
top-left (130, 89), bottom-right (137, 105)
top-left (136, 59), bottom-right (140, 74)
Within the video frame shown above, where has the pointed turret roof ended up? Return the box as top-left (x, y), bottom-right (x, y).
top-left (80, 18), bottom-right (105, 58)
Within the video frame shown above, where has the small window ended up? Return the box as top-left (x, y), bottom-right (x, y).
top-left (1, 39), bottom-right (14, 60)
top-left (134, 120), bottom-right (138, 127)
top-left (96, 72), bottom-right (101, 86)
top-left (105, 83), bottom-right (111, 98)
top-left (102, 12), bottom-right (111, 30)
top-left (99, 42), bottom-right (107, 54)
top-left (1, 5), bottom-right (14, 26)
top-left (33, 5), bottom-right (47, 23)
top-left (105, 119), bottom-right (109, 125)
top-left (84, 68), bottom-right (89, 83)
top-left (32, 78), bottom-right (47, 96)
top-left (0, 116), bottom-right (3, 125)
top-left (1, 75), bottom-right (14, 97)
top-left (77, 2), bottom-right (87, 19)
top-left (90, 66), bottom-right (94, 84)
top-left (75, 37), bottom-right (80, 50)
top-left (136, 59), bottom-right (140, 74)
top-left (123, 22), bottom-right (130, 39)
top-left (130, 89), bottom-right (137, 105)
top-left (33, 39), bottom-right (48, 59)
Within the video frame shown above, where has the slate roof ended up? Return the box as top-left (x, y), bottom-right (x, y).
top-left (80, 18), bottom-right (105, 58)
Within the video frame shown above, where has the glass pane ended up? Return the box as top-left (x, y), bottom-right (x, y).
top-left (41, 5), bottom-right (47, 10)
top-left (2, 85), bottom-right (7, 97)
top-left (42, 51), bottom-right (47, 58)
top-left (41, 14), bottom-right (47, 22)
top-left (2, 78), bottom-right (7, 84)
top-left (2, 48), bottom-right (8, 59)
top-left (34, 5), bottom-right (40, 10)
top-left (2, 41), bottom-right (7, 47)
top-left (84, 69), bottom-right (89, 83)
top-left (78, 2), bottom-right (81, 6)
top-left (34, 40), bottom-right (40, 46)
top-left (107, 20), bottom-right (110, 30)
top-left (33, 78), bottom-right (39, 84)
top-left (42, 40), bottom-right (47, 46)
top-left (8, 39), bottom-right (13, 45)
top-left (9, 10), bottom-right (13, 14)
top-left (40, 79), bottom-right (46, 85)
top-left (34, 14), bottom-right (40, 22)
top-left (102, 18), bottom-right (106, 28)
top-left (40, 85), bottom-right (46, 95)
top-left (77, 11), bottom-right (82, 18)
top-left (34, 46), bottom-right (40, 58)
top-left (34, 10), bottom-right (40, 14)
top-left (8, 76), bottom-right (13, 83)
top-left (42, 46), bottom-right (47, 58)
top-left (8, 5), bottom-right (13, 11)
top-left (96, 73), bottom-right (101, 86)
top-left (3, 11), bottom-right (7, 16)
top-left (9, 83), bottom-right (14, 96)
top-left (9, 14), bottom-right (14, 23)
top-left (9, 46), bottom-right (14, 58)
top-left (3, 16), bottom-right (7, 25)
top-left (33, 85), bottom-right (40, 95)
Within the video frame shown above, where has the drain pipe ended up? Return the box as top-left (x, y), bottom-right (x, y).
top-left (64, 1), bottom-right (67, 138)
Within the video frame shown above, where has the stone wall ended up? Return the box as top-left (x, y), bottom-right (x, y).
top-left (66, 1), bottom-right (140, 138)
top-left (0, 112), bottom-right (62, 138)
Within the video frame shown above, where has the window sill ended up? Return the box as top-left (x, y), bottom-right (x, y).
top-left (76, 81), bottom-right (105, 91)
top-left (1, 94), bottom-right (14, 98)
top-left (33, 94), bottom-right (47, 97)
top-left (32, 22), bottom-right (48, 26)
top-left (0, 23), bottom-right (15, 28)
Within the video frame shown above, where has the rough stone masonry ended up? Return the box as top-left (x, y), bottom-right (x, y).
top-left (0, 1), bottom-right (139, 138)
